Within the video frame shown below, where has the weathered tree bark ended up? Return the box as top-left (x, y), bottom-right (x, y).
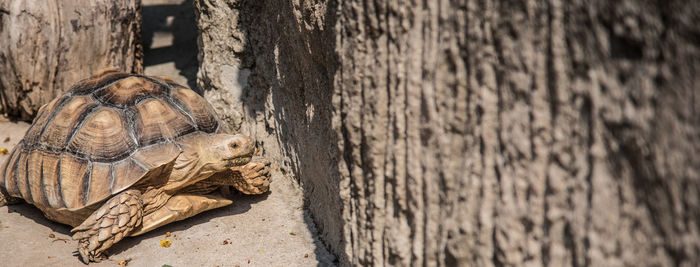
top-left (0, 0), bottom-right (143, 121)
top-left (196, 0), bottom-right (700, 266)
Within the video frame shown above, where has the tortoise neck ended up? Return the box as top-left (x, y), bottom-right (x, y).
top-left (162, 136), bottom-right (219, 192)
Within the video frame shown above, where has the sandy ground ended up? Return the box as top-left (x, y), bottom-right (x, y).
top-left (0, 0), bottom-right (334, 266)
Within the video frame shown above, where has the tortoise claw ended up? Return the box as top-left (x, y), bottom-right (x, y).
top-left (78, 240), bottom-right (107, 264)
top-left (230, 158), bottom-right (271, 195)
top-left (78, 240), bottom-right (103, 264)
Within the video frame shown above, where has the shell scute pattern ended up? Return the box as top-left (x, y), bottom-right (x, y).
top-left (23, 95), bottom-right (70, 146)
top-left (171, 88), bottom-right (219, 133)
top-left (93, 76), bottom-right (169, 108)
top-left (40, 150), bottom-right (62, 207)
top-left (0, 71), bottom-right (220, 210)
top-left (66, 107), bottom-right (137, 161)
top-left (133, 98), bottom-right (196, 146)
top-left (40, 95), bottom-right (100, 151)
top-left (69, 69), bottom-right (132, 96)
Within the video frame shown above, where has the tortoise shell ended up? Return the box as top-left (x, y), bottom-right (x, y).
top-left (0, 70), bottom-right (222, 210)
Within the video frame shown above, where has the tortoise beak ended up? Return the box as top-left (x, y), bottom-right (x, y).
top-left (225, 152), bottom-right (254, 166)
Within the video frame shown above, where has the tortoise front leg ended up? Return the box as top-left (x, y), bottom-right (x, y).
top-left (71, 189), bottom-right (143, 263)
top-left (206, 157), bottom-right (271, 195)
top-left (229, 158), bottom-right (271, 194)
top-left (130, 193), bottom-right (233, 236)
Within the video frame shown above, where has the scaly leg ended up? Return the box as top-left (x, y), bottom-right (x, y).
top-left (196, 157), bottom-right (271, 195)
top-left (229, 158), bottom-right (271, 194)
top-left (0, 186), bottom-right (21, 206)
top-left (71, 189), bottom-right (143, 263)
top-left (206, 157), bottom-right (271, 195)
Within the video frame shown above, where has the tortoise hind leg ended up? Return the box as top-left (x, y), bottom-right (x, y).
top-left (0, 186), bottom-right (21, 206)
top-left (71, 189), bottom-right (143, 263)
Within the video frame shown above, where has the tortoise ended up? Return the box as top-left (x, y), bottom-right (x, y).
top-left (0, 69), bottom-right (271, 263)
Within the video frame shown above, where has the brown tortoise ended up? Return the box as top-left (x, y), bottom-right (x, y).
top-left (0, 69), bottom-right (271, 263)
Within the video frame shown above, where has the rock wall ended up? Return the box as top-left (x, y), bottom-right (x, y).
top-left (196, 0), bottom-right (700, 266)
top-left (194, 0), bottom-right (344, 260)
top-left (0, 0), bottom-right (143, 120)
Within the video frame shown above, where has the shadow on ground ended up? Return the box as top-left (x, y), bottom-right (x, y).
top-left (142, 0), bottom-right (199, 91)
top-left (109, 192), bottom-right (268, 255)
top-left (5, 191), bottom-right (267, 248)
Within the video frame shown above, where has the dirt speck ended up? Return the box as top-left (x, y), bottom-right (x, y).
top-left (160, 239), bottom-right (172, 248)
top-left (52, 238), bottom-right (68, 243)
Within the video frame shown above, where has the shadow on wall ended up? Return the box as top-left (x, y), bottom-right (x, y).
top-left (230, 0), bottom-right (344, 264)
top-left (141, 0), bottom-right (199, 91)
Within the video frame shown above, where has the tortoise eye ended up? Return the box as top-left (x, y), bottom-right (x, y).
top-left (231, 143), bottom-right (239, 149)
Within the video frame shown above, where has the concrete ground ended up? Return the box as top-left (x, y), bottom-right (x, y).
top-left (0, 0), bottom-right (334, 266)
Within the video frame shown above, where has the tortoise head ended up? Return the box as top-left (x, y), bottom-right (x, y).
top-left (201, 134), bottom-right (255, 172)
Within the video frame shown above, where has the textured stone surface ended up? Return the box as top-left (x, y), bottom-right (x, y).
top-left (195, 0), bottom-right (344, 262)
top-left (0, 0), bottom-right (143, 120)
top-left (197, 0), bottom-right (700, 266)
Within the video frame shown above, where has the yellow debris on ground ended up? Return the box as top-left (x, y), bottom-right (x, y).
top-left (160, 239), bottom-right (172, 248)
